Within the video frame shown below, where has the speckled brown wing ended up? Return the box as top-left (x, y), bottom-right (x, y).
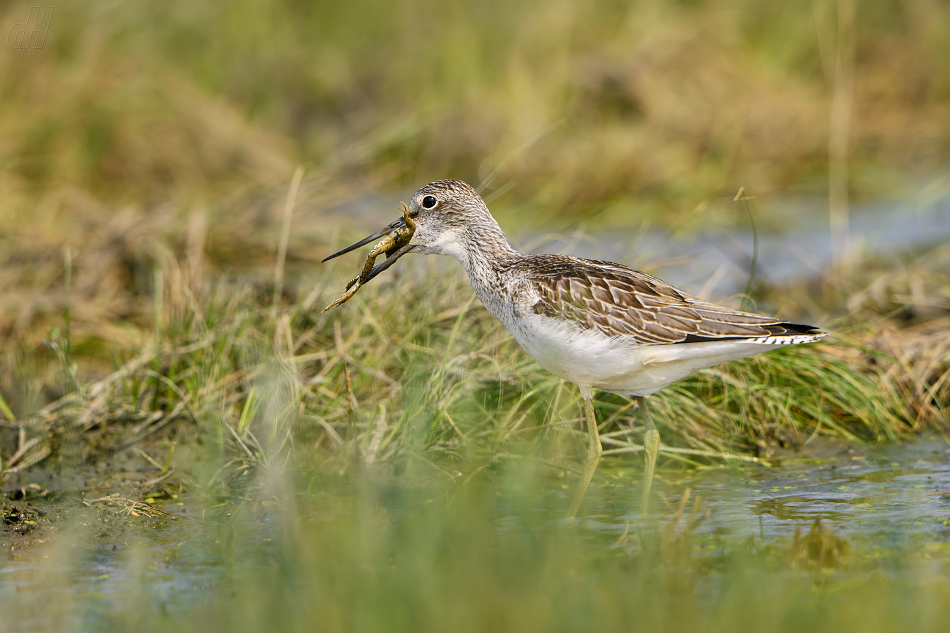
top-left (525, 255), bottom-right (822, 344)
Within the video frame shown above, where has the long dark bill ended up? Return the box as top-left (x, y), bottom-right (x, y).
top-left (321, 217), bottom-right (407, 263)
top-left (363, 243), bottom-right (414, 282)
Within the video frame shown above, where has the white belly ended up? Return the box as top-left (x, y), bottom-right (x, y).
top-left (506, 313), bottom-right (785, 397)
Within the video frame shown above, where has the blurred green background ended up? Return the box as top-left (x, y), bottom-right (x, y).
top-left (4, 0), bottom-right (950, 220)
top-left (3, 0), bottom-right (949, 357)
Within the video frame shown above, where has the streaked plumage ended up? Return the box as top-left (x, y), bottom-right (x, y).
top-left (481, 254), bottom-right (825, 398)
top-left (323, 178), bottom-right (828, 517)
top-left (527, 257), bottom-right (821, 344)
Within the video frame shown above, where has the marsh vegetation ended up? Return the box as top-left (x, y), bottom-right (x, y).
top-left (1, 0), bottom-right (949, 631)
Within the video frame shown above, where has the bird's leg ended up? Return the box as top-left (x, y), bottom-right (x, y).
top-left (567, 395), bottom-right (603, 519)
top-left (638, 396), bottom-right (660, 514)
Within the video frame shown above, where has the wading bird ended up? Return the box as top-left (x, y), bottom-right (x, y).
top-left (322, 179), bottom-right (826, 518)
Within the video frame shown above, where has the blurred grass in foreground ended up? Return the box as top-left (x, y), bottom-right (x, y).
top-left (5, 468), bottom-right (950, 633)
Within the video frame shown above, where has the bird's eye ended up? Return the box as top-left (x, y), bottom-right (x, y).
top-left (422, 195), bottom-right (437, 209)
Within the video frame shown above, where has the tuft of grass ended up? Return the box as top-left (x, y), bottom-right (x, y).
top-left (1, 235), bottom-right (945, 499)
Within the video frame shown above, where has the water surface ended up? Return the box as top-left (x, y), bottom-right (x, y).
top-left (3, 437), bottom-right (949, 631)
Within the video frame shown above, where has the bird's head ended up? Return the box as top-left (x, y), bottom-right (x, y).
top-left (322, 179), bottom-right (497, 281)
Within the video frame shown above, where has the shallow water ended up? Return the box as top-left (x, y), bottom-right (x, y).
top-left (2, 437), bottom-right (950, 631)
top-left (590, 438), bottom-right (950, 547)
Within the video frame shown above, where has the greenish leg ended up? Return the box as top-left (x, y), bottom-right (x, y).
top-left (567, 396), bottom-right (602, 519)
top-left (638, 396), bottom-right (660, 514)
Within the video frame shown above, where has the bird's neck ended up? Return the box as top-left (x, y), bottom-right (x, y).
top-left (451, 218), bottom-right (521, 303)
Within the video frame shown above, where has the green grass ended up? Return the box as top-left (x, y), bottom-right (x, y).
top-left (4, 240), bottom-right (945, 499)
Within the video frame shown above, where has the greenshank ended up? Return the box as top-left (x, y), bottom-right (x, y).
top-left (322, 179), bottom-right (827, 518)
